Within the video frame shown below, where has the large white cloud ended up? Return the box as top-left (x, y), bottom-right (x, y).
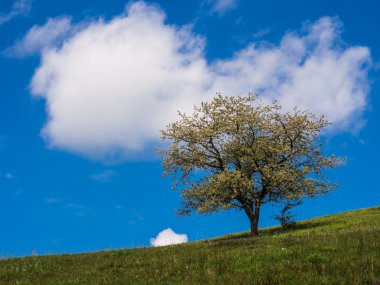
top-left (17, 1), bottom-right (371, 160)
top-left (150, 228), bottom-right (188, 247)
top-left (31, 2), bottom-right (211, 160)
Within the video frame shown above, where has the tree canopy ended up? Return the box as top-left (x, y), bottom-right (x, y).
top-left (159, 94), bottom-right (342, 236)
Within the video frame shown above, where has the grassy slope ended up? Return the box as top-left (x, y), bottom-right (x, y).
top-left (0, 206), bottom-right (379, 285)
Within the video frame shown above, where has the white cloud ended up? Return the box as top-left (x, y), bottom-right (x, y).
top-left (210, 17), bottom-right (371, 132)
top-left (90, 169), bottom-right (116, 183)
top-left (150, 228), bottom-right (188, 247)
top-left (21, 2), bottom-right (371, 161)
top-left (252, 28), bottom-right (271, 39)
top-left (209, 0), bottom-right (238, 15)
top-left (8, 16), bottom-right (73, 57)
top-left (0, 0), bottom-right (31, 26)
top-left (30, 2), bottom-right (210, 160)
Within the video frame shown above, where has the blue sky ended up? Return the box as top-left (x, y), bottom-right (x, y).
top-left (0, 0), bottom-right (379, 255)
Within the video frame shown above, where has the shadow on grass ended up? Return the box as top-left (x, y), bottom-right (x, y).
top-left (261, 220), bottom-right (334, 236)
top-left (209, 220), bottom-right (335, 243)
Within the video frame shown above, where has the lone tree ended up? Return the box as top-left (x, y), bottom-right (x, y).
top-left (159, 94), bottom-right (341, 237)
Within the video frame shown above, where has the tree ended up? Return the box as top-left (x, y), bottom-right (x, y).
top-left (274, 199), bottom-right (302, 229)
top-left (159, 94), bottom-right (342, 237)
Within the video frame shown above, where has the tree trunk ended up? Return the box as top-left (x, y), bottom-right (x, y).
top-left (249, 203), bottom-right (261, 237)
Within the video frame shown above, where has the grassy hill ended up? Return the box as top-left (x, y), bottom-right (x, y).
top-left (0, 206), bottom-right (379, 285)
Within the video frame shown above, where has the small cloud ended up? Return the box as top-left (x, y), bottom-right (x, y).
top-left (90, 170), bottom-right (116, 183)
top-left (45, 197), bottom-right (60, 204)
top-left (134, 213), bottom-right (145, 221)
top-left (0, 0), bottom-right (32, 26)
top-left (64, 203), bottom-right (90, 217)
top-left (150, 228), bottom-right (188, 247)
top-left (64, 203), bottom-right (88, 209)
top-left (252, 28), bottom-right (271, 39)
top-left (4, 172), bottom-right (13, 180)
top-left (128, 212), bottom-right (145, 225)
top-left (7, 16), bottom-right (73, 58)
top-left (209, 0), bottom-right (238, 15)
top-left (115, 204), bottom-right (124, 209)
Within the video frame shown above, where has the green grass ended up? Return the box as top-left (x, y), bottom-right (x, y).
top-left (1, 206), bottom-right (379, 284)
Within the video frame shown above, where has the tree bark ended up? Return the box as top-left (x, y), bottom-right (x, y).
top-left (249, 203), bottom-right (261, 237)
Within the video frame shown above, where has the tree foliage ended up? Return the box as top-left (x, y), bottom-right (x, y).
top-left (159, 93), bottom-right (342, 236)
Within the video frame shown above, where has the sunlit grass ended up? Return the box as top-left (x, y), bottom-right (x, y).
top-left (0, 206), bottom-right (379, 284)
